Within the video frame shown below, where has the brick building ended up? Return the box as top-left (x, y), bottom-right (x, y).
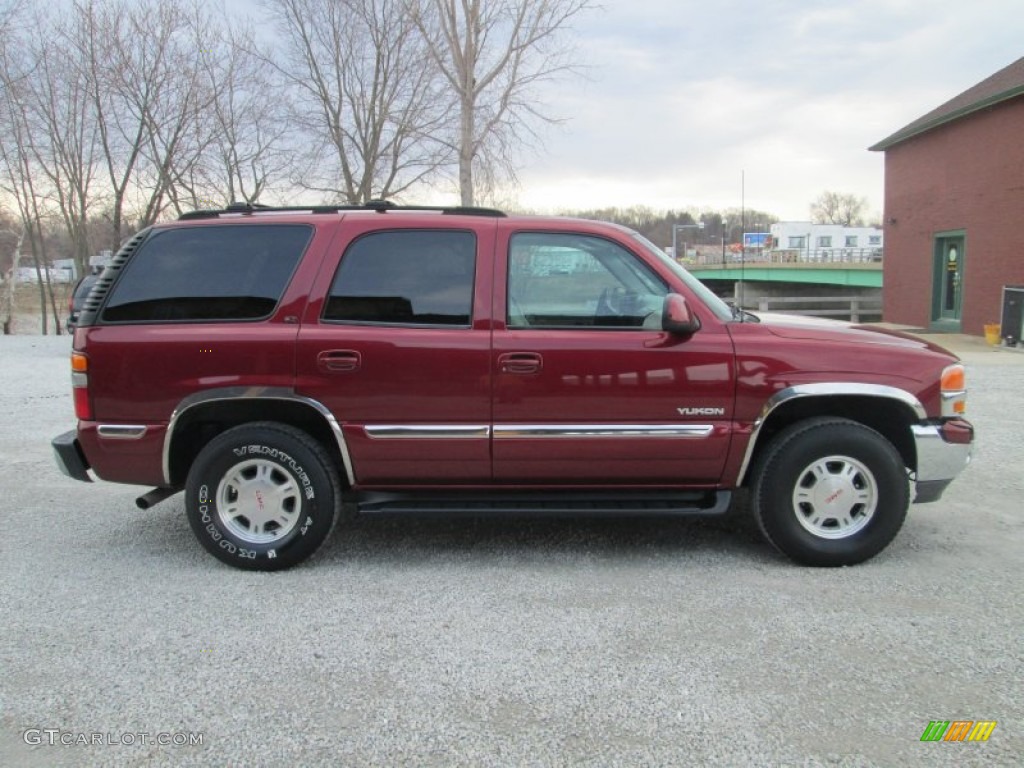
top-left (870, 56), bottom-right (1024, 335)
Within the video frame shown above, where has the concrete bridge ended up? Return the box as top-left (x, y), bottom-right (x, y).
top-left (687, 261), bottom-right (882, 288)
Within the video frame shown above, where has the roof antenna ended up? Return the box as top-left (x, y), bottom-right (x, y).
top-left (739, 170), bottom-right (745, 320)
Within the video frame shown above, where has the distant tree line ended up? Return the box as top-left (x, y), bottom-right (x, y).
top-left (564, 206), bottom-right (780, 253)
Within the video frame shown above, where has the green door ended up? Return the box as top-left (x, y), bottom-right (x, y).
top-left (933, 234), bottom-right (965, 329)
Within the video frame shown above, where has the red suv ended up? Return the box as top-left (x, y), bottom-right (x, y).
top-left (52, 202), bottom-right (973, 570)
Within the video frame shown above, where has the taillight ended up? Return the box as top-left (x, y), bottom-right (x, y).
top-left (940, 363), bottom-right (966, 417)
top-left (71, 351), bottom-right (92, 420)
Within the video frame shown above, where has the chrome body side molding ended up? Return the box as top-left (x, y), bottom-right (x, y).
top-left (363, 424), bottom-right (715, 440)
top-left (365, 425), bottom-right (490, 440)
top-left (97, 425), bottom-right (148, 440)
top-left (493, 424), bottom-right (714, 439)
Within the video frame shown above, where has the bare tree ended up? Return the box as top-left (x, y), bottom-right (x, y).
top-left (17, 6), bottom-right (101, 279)
top-left (123, 2), bottom-right (219, 229)
top-left (810, 190), bottom-right (868, 227)
top-left (0, 10), bottom-right (65, 335)
top-left (62, 0), bottom-right (210, 250)
top-left (0, 102), bottom-right (62, 334)
top-left (264, 0), bottom-right (451, 203)
top-left (67, 0), bottom-right (136, 252)
top-left (411, 0), bottom-right (593, 206)
top-left (0, 216), bottom-right (27, 335)
top-left (181, 19), bottom-right (291, 209)
top-left (0, 1), bottom-right (24, 333)
top-left (0, 0), bottom-right (22, 35)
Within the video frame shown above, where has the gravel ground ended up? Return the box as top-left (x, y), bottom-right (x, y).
top-left (0, 333), bottom-right (1021, 767)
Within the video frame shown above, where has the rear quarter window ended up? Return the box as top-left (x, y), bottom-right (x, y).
top-left (101, 224), bottom-right (312, 323)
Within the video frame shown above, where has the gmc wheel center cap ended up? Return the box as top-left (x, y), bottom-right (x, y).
top-left (816, 478), bottom-right (849, 510)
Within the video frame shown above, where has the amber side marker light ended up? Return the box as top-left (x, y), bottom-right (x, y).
top-left (940, 363), bottom-right (967, 417)
top-left (71, 352), bottom-right (92, 420)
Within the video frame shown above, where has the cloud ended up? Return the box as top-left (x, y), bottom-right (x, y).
top-left (512, 0), bottom-right (1023, 219)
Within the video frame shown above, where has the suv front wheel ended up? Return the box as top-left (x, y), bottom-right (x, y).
top-left (751, 418), bottom-right (909, 566)
top-left (185, 422), bottom-right (341, 570)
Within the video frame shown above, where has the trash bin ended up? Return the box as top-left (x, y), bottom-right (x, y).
top-left (984, 323), bottom-right (1001, 345)
top-left (1000, 286), bottom-right (1024, 345)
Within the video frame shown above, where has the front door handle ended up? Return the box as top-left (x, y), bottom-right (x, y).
top-left (499, 352), bottom-right (543, 375)
top-left (317, 349), bottom-right (361, 373)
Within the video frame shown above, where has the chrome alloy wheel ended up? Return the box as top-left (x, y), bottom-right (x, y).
top-left (216, 459), bottom-right (301, 544)
top-left (791, 455), bottom-right (878, 540)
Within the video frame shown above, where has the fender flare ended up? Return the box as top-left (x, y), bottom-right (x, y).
top-left (162, 386), bottom-right (355, 486)
top-left (736, 382), bottom-right (926, 485)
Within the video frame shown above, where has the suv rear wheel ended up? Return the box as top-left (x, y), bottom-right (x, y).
top-left (751, 418), bottom-right (909, 566)
top-left (185, 422), bottom-right (341, 570)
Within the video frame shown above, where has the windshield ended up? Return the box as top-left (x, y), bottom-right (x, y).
top-left (627, 231), bottom-right (734, 322)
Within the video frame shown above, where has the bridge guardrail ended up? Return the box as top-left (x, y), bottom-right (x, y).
top-left (691, 248), bottom-right (883, 266)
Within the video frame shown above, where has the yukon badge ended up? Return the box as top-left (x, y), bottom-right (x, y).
top-left (678, 407), bottom-right (725, 417)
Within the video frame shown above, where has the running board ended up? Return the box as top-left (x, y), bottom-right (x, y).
top-left (354, 490), bottom-right (732, 517)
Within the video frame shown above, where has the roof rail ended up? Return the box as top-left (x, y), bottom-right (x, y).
top-left (178, 200), bottom-right (507, 220)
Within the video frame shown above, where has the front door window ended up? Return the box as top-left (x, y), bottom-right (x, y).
top-left (507, 233), bottom-right (668, 329)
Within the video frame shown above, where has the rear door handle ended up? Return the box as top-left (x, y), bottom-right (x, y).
top-left (499, 352), bottom-right (543, 375)
top-left (317, 349), bottom-right (361, 373)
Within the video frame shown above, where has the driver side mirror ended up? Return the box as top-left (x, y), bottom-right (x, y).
top-left (662, 293), bottom-right (700, 336)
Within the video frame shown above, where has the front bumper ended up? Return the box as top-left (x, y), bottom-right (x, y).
top-left (52, 430), bottom-right (92, 483)
top-left (911, 419), bottom-right (973, 503)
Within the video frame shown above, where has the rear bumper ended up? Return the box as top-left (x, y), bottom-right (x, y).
top-left (911, 419), bottom-right (973, 503)
top-left (52, 430), bottom-right (92, 483)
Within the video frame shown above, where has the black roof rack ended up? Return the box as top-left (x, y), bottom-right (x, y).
top-left (178, 199), bottom-right (506, 220)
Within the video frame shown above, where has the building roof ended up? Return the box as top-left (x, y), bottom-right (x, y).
top-left (869, 55), bottom-right (1024, 151)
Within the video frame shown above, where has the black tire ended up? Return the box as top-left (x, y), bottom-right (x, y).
top-left (751, 417), bottom-right (909, 567)
top-left (185, 422), bottom-right (342, 571)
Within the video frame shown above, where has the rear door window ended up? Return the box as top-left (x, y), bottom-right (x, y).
top-left (324, 230), bottom-right (476, 327)
top-left (101, 224), bottom-right (311, 323)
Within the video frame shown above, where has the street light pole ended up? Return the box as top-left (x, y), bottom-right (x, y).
top-left (671, 222), bottom-right (704, 261)
top-left (721, 220), bottom-right (728, 267)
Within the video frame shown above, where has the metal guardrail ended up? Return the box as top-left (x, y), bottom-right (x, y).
top-left (691, 248), bottom-right (883, 266)
top-left (766, 248), bottom-right (883, 264)
top-left (753, 295), bottom-right (883, 323)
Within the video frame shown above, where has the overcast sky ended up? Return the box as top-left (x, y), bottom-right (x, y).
top-left (236, 0), bottom-right (1022, 221)
top-left (504, 0), bottom-right (1023, 220)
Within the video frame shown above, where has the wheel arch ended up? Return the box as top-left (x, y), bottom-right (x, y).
top-left (163, 388), bottom-right (354, 488)
top-left (737, 384), bottom-right (925, 486)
